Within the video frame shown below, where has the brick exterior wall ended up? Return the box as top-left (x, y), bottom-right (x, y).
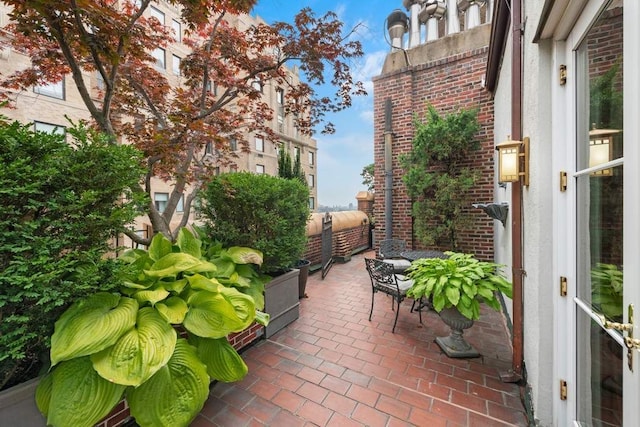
top-left (372, 29), bottom-right (495, 260)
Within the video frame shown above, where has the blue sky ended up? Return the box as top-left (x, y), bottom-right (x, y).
top-left (252, 1), bottom-right (395, 207)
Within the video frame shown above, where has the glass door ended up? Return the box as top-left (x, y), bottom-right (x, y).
top-left (570, 1), bottom-right (640, 425)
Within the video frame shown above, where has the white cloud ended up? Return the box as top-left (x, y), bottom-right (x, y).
top-left (354, 50), bottom-right (387, 93)
top-left (359, 110), bottom-right (374, 124)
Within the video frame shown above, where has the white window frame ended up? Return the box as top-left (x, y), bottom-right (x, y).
top-left (308, 174), bottom-right (314, 188)
top-left (256, 164), bottom-right (265, 174)
top-left (309, 197), bottom-right (315, 210)
top-left (149, 6), bottom-right (165, 25)
top-left (34, 80), bottom-right (64, 99)
top-left (308, 151), bottom-right (315, 166)
top-left (34, 121), bottom-right (65, 135)
top-left (154, 192), bottom-right (169, 213)
top-left (255, 136), bottom-right (264, 152)
top-left (172, 19), bottom-right (181, 42)
top-left (172, 55), bottom-right (181, 75)
top-left (152, 48), bottom-right (165, 69)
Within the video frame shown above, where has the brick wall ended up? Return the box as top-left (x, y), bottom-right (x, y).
top-left (372, 33), bottom-right (495, 260)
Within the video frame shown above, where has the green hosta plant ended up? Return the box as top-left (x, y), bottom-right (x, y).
top-left (35, 228), bottom-right (269, 427)
top-left (406, 252), bottom-right (512, 320)
top-left (591, 263), bottom-right (623, 321)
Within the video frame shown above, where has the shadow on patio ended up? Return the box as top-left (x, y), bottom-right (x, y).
top-left (194, 250), bottom-right (529, 426)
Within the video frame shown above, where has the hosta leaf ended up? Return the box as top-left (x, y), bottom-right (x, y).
top-left (211, 258), bottom-right (236, 277)
top-left (148, 234), bottom-right (173, 262)
top-left (45, 357), bottom-right (125, 427)
top-left (445, 286), bottom-right (460, 306)
top-left (133, 285), bottom-right (170, 305)
top-left (190, 336), bottom-right (248, 382)
top-left (187, 274), bottom-right (221, 293)
top-left (128, 339), bottom-right (209, 427)
top-left (91, 307), bottom-right (177, 386)
top-left (254, 310), bottom-right (270, 326)
top-left (161, 278), bottom-right (188, 293)
top-left (477, 287), bottom-right (494, 300)
top-left (144, 253), bottom-right (202, 278)
top-left (183, 289), bottom-right (255, 338)
top-left (35, 372), bottom-right (53, 417)
top-left (225, 247), bottom-right (263, 265)
top-left (176, 228), bottom-right (202, 259)
top-left (185, 259), bottom-right (218, 274)
top-left (156, 297), bottom-right (189, 324)
top-left (51, 293), bottom-right (138, 365)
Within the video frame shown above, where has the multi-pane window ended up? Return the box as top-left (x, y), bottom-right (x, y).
top-left (256, 164), bottom-right (265, 174)
top-left (308, 151), bottom-right (315, 166)
top-left (34, 121), bottom-right (65, 135)
top-left (34, 80), bottom-right (64, 99)
top-left (154, 193), bottom-right (169, 213)
top-left (152, 48), bottom-right (165, 69)
top-left (308, 174), bottom-right (315, 188)
top-left (294, 146), bottom-right (300, 161)
top-left (229, 138), bottom-right (237, 151)
top-left (205, 142), bottom-right (213, 155)
top-left (252, 80), bottom-right (262, 93)
top-left (309, 197), bottom-right (315, 210)
top-left (95, 71), bottom-right (105, 91)
top-left (255, 136), bottom-right (264, 152)
top-left (172, 55), bottom-right (181, 75)
top-left (206, 80), bottom-right (217, 95)
top-left (172, 19), bottom-right (181, 42)
top-left (276, 88), bottom-right (284, 131)
top-left (149, 6), bottom-right (165, 25)
top-left (176, 195), bottom-right (184, 213)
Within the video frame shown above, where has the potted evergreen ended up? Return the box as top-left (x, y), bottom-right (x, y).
top-left (198, 171), bottom-right (310, 336)
top-left (406, 252), bottom-right (512, 358)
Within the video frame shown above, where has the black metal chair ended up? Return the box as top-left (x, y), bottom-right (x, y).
top-left (365, 258), bottom-right (421, 333)
top-left (378, 239), bottom-right (411, 273)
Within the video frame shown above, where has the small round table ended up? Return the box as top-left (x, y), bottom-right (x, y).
top-left (400, 250), bottom-right (447, 262)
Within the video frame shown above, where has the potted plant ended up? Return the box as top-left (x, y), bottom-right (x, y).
top-left (35, 228), bottom-right (269, 427)
top-left (406, 252), bottom-right (512, 358)
top-left (198, 171), bottom-right (310, 337)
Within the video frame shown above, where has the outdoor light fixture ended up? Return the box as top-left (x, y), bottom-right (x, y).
top-left (589, 126), bottom-right (619, 176)
top-left (496, 137), bottom-right (529, 186)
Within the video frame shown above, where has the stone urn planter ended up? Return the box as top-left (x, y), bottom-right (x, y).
top-left (435, 307), bottom-right (480, 358)
top-left (0, 378), bottom-right (46, 427)
top-left (264, 269), bottom-right (300, 338)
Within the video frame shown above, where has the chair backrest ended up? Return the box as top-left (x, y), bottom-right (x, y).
top-left (378, 239), bottom-right (406, 259)
top-left (365, 258), bottom-right (400, 296)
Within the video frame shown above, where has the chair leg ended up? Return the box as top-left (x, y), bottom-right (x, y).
top-left (392, 297), bottom-right (400, 333)
top-left (418, 299), bottom-right (423, 325)
top-left (369, 291), bottom-right (375, 322)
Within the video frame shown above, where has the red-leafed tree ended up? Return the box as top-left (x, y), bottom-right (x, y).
top-left (0, 0), bottom-right (365, 244)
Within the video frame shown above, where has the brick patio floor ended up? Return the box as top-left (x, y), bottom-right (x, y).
top-left (194, 250), bottom-right (529, 426)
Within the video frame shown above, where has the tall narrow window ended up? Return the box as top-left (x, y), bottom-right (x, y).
top-left (256, 164), bottom-right (265, 174)
top-left (172, 55), bottom-right (181, 75)
top-left (276, 88), bottom-right (284, 131)
top-left (172, 19), bottom-right (181, 42)
top-left (308, 174), bottom-right (315, 188)
top-left (229, 138), bottom-right (237, 151)
top-left (308, 151), bottom-right (315, 166)
top-left (176, 195), bottom-right (184, 213)
top-left (309, 197), bottom-right (315, 210)
top-left (154, 193), bottom-right (169, 213)
top-left (255, 136), bottom-right (264, 152)
top-left (149, 6), bottom-right (165, 25)
top-left (34, 80), bottom-right (64, 99)
top-left (152, 48), bottom-right (165, 69)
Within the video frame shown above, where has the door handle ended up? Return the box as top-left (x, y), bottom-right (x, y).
top-left (598, 304), bottom-right (636, 371)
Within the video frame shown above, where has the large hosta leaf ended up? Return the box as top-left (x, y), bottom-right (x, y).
top-left (190, 336), bottom-right (248, 382)
top-left (51, 293), bottom-right (138, 365)
top-left (156, 297), bottom-right (189, 324)
top-left (148, 233), bottom-right (173, 261)
top-left (91, 307), bottom-right (177, 386)
top-left (176, 228), bottom-right (202, 259)
top-left (187, 273), bottom-right (221, 293)
top-left (132, 285), bottom-right (170, 305)
top-left (41, 357), bottom-right (125, 427)
top-left (128, 339), bottom-right (209, 427)
top-left (183, 289), bottom-right (255, 338)
top-left (225, 246), bottom-right (263, 265)
top-left (35, 372), bottom-right (53, 417)
top-left (144, 253), bottom-right (202, 278)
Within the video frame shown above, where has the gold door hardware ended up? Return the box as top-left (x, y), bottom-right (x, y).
top-left (560, 380), bottom-right (567, 400)
top-left (559, 65), bottom-right (567, 85)
top-left (597, 304), bottom-right (636, 371)
top-left (560, 171), bottom-right (567, 192)
top-left (560, 276), bottom-right (567, 297)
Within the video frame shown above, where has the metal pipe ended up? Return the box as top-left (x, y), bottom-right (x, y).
top-left (384, 98), bottom-right (393, 240)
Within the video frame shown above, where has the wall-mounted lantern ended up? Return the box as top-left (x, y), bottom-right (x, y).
top-left (589, 126), bottom-right (619, 176)
top-left (496, 137), bottom-right (530, 186)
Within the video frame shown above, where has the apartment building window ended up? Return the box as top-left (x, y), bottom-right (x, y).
top-left (276, 88), bottom-right (284, 131)
top-left (172, 19), bottom-right (181, 42)
top-left (152, 48), bottom-right (165, 69)
top-left (205, 142), bottom-right (213, 155)
top-left (34, 121), bottom-right (65, 135)
top-left (95, 71), bottom-right (105, 91)
top-left (309, 197), bottom-right (315, 210)
top-left (172, 55), bottom-right (181, 75)
top-left (34, 80), bottom-right (64, 99)
top-left (308, 174), bottom-right (314, 188)
top-left (149, 6), bottom-right (165, 25)
top-left (154, 193), bottom-right (168, 213)
top-left (206, 80), bottom-right (217, 95)
top-left (176, 195), bottom-right (184, 213)
top-left (252, 80), bottom-right (263, 93)
top-left (229, 138), bottom-right (237, 151)
top-left (308, 151), bottom-right (315, 166)
top-left (256, 164), bottom-right (265, 174)
top-left (255, 136), bottom-right (264, 152)
top-left (294, 146), bottom-right (300, 161)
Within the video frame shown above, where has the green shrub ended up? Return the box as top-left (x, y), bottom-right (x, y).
top-left (0, 119), bottom-right (145, 390)
top-left (197, 172), bottom-right (310, 274)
